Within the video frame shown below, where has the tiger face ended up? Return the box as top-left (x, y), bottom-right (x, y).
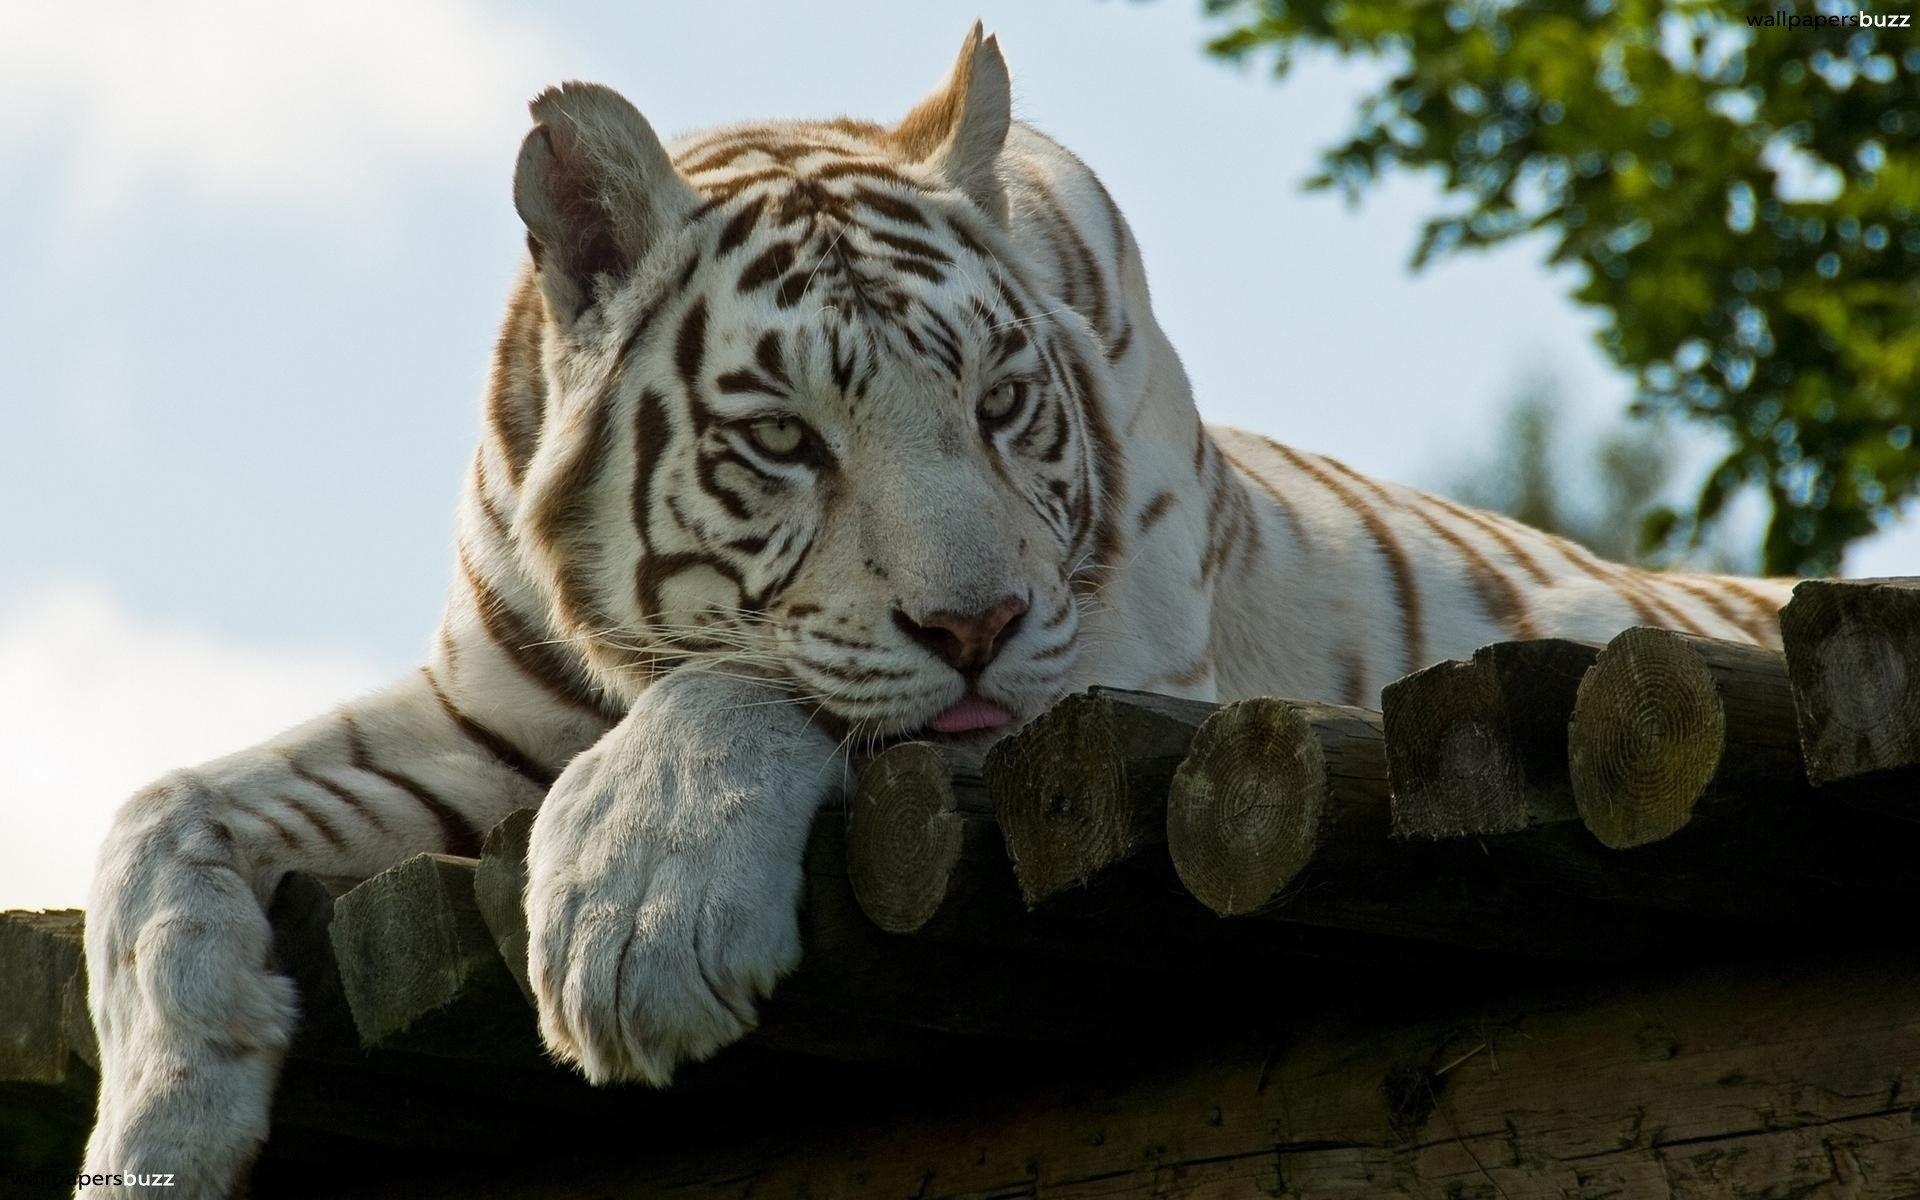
top-left (514, 32), bottom-right (1119, 744)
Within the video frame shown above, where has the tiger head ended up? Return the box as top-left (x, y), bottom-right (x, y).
top-left (511, 27), bottom-right (1121, 746)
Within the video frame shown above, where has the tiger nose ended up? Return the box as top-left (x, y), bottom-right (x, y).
top-left (892, 595), bottom-right (1030, 676)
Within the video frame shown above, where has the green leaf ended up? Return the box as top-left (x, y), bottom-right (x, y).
top-left (1200, 0), bottom-right (1920, 574)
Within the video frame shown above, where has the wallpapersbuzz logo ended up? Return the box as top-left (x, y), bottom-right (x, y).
top-left (8, 1171), bottom-right (178, 1192)
top-left (1746, 6), bottom-right (1912, 25)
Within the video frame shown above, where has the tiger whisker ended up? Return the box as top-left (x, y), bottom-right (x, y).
top-left (985, 304), bottom-right (1072, 334)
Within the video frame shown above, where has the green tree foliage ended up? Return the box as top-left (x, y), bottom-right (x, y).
top-left (1204, 0), bottom-right (1920, 574)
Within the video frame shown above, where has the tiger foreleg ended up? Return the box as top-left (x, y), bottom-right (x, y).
top-left (81, 772), bottom-right (298, 1199)
top-left (524, 669), bottom-right (845, 1085)
top-left (82, 677), bottom-right (541, 1198)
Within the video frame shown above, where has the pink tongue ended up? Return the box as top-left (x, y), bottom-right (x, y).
top-left (928, 695), bottom-right (1013, 735)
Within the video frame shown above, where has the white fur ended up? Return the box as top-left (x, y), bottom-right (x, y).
top-left (82, 775), bottom-right (295, 1197)
top-left (524, 670), bottom-right (842, 1083)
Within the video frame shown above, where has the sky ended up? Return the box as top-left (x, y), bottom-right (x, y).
top-left (3, 1), bottom-right (1916, 909)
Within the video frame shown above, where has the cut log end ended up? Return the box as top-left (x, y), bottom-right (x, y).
top-left (849, 743), bottom-right (967, 935)
top-left (475, 807), bottom-right (537, 1002)
top-left (1782, 578), bottom-right (1920, 789)
top-left (1384, 640), bottom-right (1600, 839)
top-left (1382, 659), bottom-right (1521, 839)
top-left (1571, 627), bottom-right (1726, 849)
top-left (1167, 699), bottom-right (1325, 917)
top-left (986, 692), bottom-right (1131, 904)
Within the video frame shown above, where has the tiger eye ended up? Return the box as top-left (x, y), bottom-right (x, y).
top-left (979, 382), bottom-right (1024, 426)
top-left (748, 416), bottom-right (805, 457)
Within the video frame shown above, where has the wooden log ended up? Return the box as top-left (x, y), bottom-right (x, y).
top-left (1378, 637), bottom-right (1898, 925)
top-left (1781, 576), bottom-right (1920, 813)
top-left (1570, 627), bottom-right (1805, 849)
top-left (985, 688), bottom-right (1217, 904)
top-left (0, 909), bottom-right (94, 1171)
top-left (274, 852), bottom-right (918, 1159)
top-left (329, 852), bottom-right (543, 1062)
top-left (1167, 698), bottom-right (1384, 918)
top-left (847, 742), bottom-right (999, 937)
top-left (0, 910), bottom-right (91, 1086)
top-left (327, 846), bottom-right (901, 1131)
top-left (1164, 699), bottom-right (1723, 964)
top-left (1565, 627), bottom-right (1920, 898)
top-left (302, 944), bottom-right (1920, 1200)
top-left (794, 824), bottom-right (1230, 1048)
top-left (1382, 639), bottom-right (1600, 838)
top-left (262, 869), bottom-right (647, 1159)
top-left (268, 871), bottom-right (364, 1056)
top-left (0, 888), bottom-right (604, 1172)
top-left (473, 807), bottom-right (537, 1003)
top-left (846, 743), bottom-right (1489, 979)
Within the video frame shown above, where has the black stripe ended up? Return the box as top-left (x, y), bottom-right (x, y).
top-left (775, 272), bottom-right (812, 309)
top-left (851, 187), bottom-right (929, 227)
top-left (632, 387), bottom-right (671, 617)
top-left (422, 668), bottom-right (558, 790)
top-left (342, 711), bottom-right (486, 856)
top-left (233, 799), bottom-right (301, 851)
top-left (277, 794), bottom-right (346, 850)
top-left (286, 759), bottom-right (390, 835)
top-left (459, 543), bottom-right (616, 719)
top-left (675, 299), bottom-right (708, 390)
top-left (865, 227), bottom-right (953, 264)
top-left (888, 255), bottom-right (944, 284)
top-left (738, 242), bottom-right (797, 293)
top-left (755, 332), bottom-right (791, 387)
top-left (946, 216), bottom-right (989, 258)
top-left (715, 369), bottom-right (787, 398)
top-left (695, 450), bottom-right (755, 519)
top-left (715, 194), bottom-right (767, 256)
top-left (613, 291), bottom-right (672, 372)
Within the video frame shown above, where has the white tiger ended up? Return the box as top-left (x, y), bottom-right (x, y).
top-left (80, 25), bottom-right (1792, 1196)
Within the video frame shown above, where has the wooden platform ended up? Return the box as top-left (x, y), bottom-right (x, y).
top-left (4, 578), bottom-right (1918, 1198)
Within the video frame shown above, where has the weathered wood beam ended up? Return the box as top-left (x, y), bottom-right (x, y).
top-left (794, 822), bottom-right (1230, 1048)
top-left (847, 743), bottom-right (1000, 938)
top-left (847, 742), bottom-right (1485, 979)
top-left (1781, 576), bottom-right (1920, 816)
top-left (1382, 638), bottom-right (1600, 838)
top-left (0, 909), bottom-right (94, 1171)
top-left (302, 944), bottom-right (1920, 1200)
top-left (1562, 626), bottom-right (1920, 907)
top-left (985, 688), bottom-right (1217, 904)
top-left (1569, 627), bottom-right (1806, 849)
top-left (268, 871), bottom-right (363, 1057)
top-left (0, 910), bottom-right (91, 1084)
top-left (1164, 698), bottom-right (1730, 964)
top-left (1167, 698), bottom-right (1385, 918)
top-left (329, 852), bottom-right (544, 1063)
top-left (472, 807), bottom-right (538, 1003)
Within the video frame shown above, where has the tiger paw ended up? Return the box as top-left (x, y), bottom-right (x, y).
top-left (524, 816), bottom-right (804, 1084)
top-left (522, 672), bottom-right (830, 1085)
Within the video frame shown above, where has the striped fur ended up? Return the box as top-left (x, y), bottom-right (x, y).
top-left (82, 27), bottom-right (1795, 1193)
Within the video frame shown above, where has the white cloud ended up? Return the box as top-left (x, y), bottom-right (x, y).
top-left (0, 585), bottom-right (386, 911)
top-left (0, 0), bottom-right (567, 219)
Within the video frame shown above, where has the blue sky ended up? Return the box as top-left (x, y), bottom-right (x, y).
top-left (3, 1), bottom-right (1915, 907)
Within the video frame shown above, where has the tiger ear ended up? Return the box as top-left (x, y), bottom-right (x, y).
top-left (513, 81), bottom-right (699, 325)
top-left (891, 23), bottom-right (1012, 220)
